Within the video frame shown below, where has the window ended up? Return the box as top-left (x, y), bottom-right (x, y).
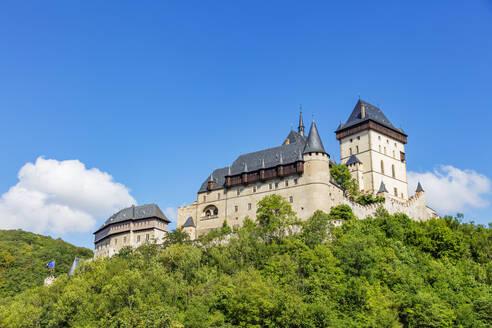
top-left (123, 236), bottom-right (126, 244)
top-left (394, 187), bottom-right (398, 197)
top-left (285, 180), bottom-right (289, 187)
top-left (204, 205), bottom-right (218, 217)
top-left (381, 160), bottom-right (384, 174)
top-left (401, 193), bottom-right (404, 198)
top-left (350, 138), bottom-right (353, 142)
top-left (218, 193), bottom-right (220, 200)
top-left (235, 205), bottom-right (238, 212)
top-left (392, 164), bottom-right (395, 178)
top-left (400, 152), bottom-right (406, 162)
top-left (386, 139), bottom-right (389, 144)
top-left (248, 203), bottom-right (252, 210)
top-left (237, 189), bottom-right (240, 196)
top-left (253, 186), bottom-right (256, 193)
top-left (394, 142), bottom-right (397, 147)
top-left (356, 145), bottom-right (359, 153)
top-left (269, 183), bottom-right (272, 190)
top-left (146, 234), bottom-right (150, 241)
top-left (378, 136), bottom-right (381, 140)
top-left (235, 217), bottom-right (238, 221)
top-left (137, 235), bottom-right (140, 242)
top-left (393, 150), bottom-right (395, 158)
top-left (384, 147), bottom-right (387, 154)
top-left (275, 182), bottom-right (279, 188)
top-left (289, 196), bottom-right (293, 203)
top-left (294, 178), bottom-right (298, 185)
top-left (349, 148), bottom-right (352, 155)
top-left (379, 145), bottom-right (381, 152)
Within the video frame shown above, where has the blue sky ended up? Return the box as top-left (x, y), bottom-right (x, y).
top-left (1, 1), bottom-right (491, 248)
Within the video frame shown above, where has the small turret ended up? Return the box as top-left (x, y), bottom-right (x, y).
top-left (377, 181), bottom-right (388, 195)
top-left (207, 174), bottom-right (214, 191)
top-left (298, 105), bottom-right (305, 137)
top-left (303, 121), bottom-right (327, 155)
top-left (416, 182), bottom-right (424, 193)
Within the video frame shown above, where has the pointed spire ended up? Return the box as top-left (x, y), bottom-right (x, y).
top-left (298, 105), bottom-right (305, 136)
top-left (279, 153), bottom-right (283, 164)
top-left (243, 162), bottom-right (248, 172)
top-left (378, 181), bottom-right (388, 193)
top-left (261, 158), bottom-right (265, 169)
top-left (303, 120), bottom-right (326, 154)
top-left (227, 166), bottom-right (231, 176)
top-left (209, 173), bottom-right (214, 182)
top-left (416, 182), bottom-right (424, 193)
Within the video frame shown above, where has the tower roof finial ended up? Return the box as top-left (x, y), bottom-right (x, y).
top-left (298, 104), bottom-right (305, 137)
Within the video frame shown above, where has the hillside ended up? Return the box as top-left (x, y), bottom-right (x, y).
top-left (0, 230), bottom-right (93, 297)
top-left (0, 196), bottom-right (490, 328)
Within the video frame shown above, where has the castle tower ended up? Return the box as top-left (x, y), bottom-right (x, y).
top-left (336, 100), bottom-right (409, 199)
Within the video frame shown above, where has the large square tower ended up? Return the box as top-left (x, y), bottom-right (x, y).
top-left (335, 100), bottom-right (409, 199)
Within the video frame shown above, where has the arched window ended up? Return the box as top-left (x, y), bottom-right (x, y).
top-left (203, 205), bottom-right (218, 217)
top-left (381, 160), bottom-right (384, 174)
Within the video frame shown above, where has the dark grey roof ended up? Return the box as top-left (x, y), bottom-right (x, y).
top-left (336, 100), bottom-right (406, 135)
top-left (378, 181), bottom-right (388, 193)
top-left (303, 121), bottom-right (327, 154)
top-left (416, 182), bottom-right (424, 192)
top-left (345, 154), bottom-right (362, 166)
top-left (99, 204), bottom-right (170, 229)
top-left (199, 130), bottom-right (313, 192)
top-left (182, 216), bottom-right (195, 228)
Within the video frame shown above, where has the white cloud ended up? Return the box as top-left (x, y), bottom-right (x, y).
top-left (0, 157), bottom-right (136, 235)
top-left (164, 207), bottom-right (177, 222)
top-left (408, 165), bottom-right (490, 214)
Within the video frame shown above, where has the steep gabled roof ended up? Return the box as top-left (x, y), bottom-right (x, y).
top-left (199, 130), bottom-right (310, 193)
top-left (345, 154), bottom-right (362, 166)
top-left (303, 121), bottom-right (326, 154)
top-left (95, 204), bottom-right (170, 233)
top-left (336, 99), bottom-right (406, 135)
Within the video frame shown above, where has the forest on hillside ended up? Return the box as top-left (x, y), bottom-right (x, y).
top-left (0, 230), bottom-right (93, 298)
top-left (0, 195), bottom-right (490, 328)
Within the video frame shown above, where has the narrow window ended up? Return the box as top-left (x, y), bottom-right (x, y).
top-left (384, 147), bottom-right (387, 154)
top-left (237, 190), bottom-right (240, 196)
top-left (146, 234), bottom-right (149, 241)
top-left (218, 193), bottom-right (220, 200)
top-left (294, 178), bottom-right (298, 185)
top-left (392, 164), bottom-right (395, 178)
top-left (289, 196), bottom-right (293, 203)
top-left (378, 136), bottom-right (381, 140)
top-left (253, 186), bottom-right (256, 193)
top-left (285, 180), bottom-right (289, 187)
top-left (381, 160), bottom-right (384, 174)
top-left (357, 136), bottom-right (360, 140)
top-left (275, 182), bottom-right (279, 188)
top-left (379, 145), bottom-right (381, 152)
top-left (350, 138), bottom-right (353, 142)
top-left (393, 150), bottom-right (395, 158)
top-left (269, 183), bottom-right (272, 190)
top-left (123, 236), bottom-right (126, 244)
top-left (235, 205), bottom-right (238, 212)
top-left (394, 187), bottom-right (398, 197)
top-left (401, 193), bottom-right (404, 198)
top-left (235, 217), bottom-right (238, 221)
top-left (356, 145), bottom-right (359, 153)
top-left (349, 148), bottom-right (352, 155)
top-left (248, 203), bottom-right (251, 210)
top-left (137, 235), bottom-right (140, 242)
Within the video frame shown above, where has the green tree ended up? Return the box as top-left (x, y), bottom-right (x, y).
top-left (328, 204), bottom-right (356, 221)
top-left (330, 163), bottom-right (359, 198)
top-left (256, 194), bottom-right (298, 241)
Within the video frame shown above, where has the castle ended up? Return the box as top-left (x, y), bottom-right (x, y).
top-left (177, 100), bottom-right (437, 239)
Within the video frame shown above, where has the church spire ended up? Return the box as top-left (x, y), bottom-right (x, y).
top-left (298, 105), bottom-right (305, 136)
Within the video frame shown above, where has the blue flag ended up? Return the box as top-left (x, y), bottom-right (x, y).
top-left (46, 260), bottom-right (55, 269)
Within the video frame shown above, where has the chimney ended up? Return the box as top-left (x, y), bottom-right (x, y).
top-left (361, 103), bottom-right (366, 119)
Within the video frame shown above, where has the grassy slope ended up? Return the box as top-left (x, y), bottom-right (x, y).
top-left (0, 230), bottom-right (93, 297)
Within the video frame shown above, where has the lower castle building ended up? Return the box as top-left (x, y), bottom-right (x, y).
top-left (178, 100), bottom-right (437, 239)
top-left (94, 204), bottom-right (170, 258)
